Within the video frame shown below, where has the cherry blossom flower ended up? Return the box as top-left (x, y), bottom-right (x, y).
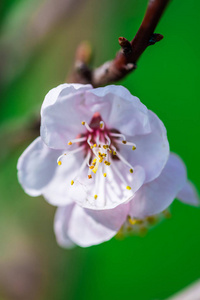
top-left (17, 83), bottom-right (199, 247)
top-left (54, 153), bottom-right (199, 248)
top-left (17, 83), bottom-right (169, 210)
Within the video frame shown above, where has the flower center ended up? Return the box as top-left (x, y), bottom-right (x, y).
top-left (57, 113), bottom-right (136, 199)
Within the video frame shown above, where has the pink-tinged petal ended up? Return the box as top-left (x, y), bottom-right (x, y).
top-left (17, 137), bottom-right (61, 196)
top-left (42, 151), bottom-right (85, 206)
top-left (86, 85), bottom-right (151, 136)
top-left (41, 84), bottom-right (93, 149)
top-left (54, 204), bottom-right (117, 248)
top-left (41, 83), bottom-right (92, 113)
top-left (85, 202), bottom-right (130, 231)
top-left (73, 161), bottom-right (145, 210)
top-left (129, 153), bottom-right (187, 218)
top-left (17, 137), bottom-right (84, 206)
top-left (54, 204), bottom-right (75, 248)
top-left (118, 110), bottom-right (169, 183)
top-left (177, 181), bottom-right (199, 206)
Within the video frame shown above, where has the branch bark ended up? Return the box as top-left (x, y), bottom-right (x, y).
top-left (70, 0), bottom-right (170, 87)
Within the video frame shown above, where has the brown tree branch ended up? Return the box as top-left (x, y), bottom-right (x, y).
top-left (3, 0), bottom-right (170, 153)
top-left (70, 0), bottom-right (170, 87)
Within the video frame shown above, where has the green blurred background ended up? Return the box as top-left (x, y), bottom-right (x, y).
top-left (0, 0), bottom-right (200, 299)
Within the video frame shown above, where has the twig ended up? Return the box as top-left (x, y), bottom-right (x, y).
top-left (70, 0), bottom-right (170, 87)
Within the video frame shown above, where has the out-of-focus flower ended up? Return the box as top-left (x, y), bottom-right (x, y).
top-left (17, 84), bottom-right (169, 210)
top-left (54, 153), bottom-right (199, 248)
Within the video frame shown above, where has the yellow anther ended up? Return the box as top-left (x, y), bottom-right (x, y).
top-left (94, 195), bottom-right (98, 199)
top-left (107, 162), bottom-right (111, 166)
top-left (81, 121), bottom-right (85, 125)
top-left (128, 216), bottom-right (137, 225)
top-left (100, 123), bottom-right (103, 129)
top-left (109, 149), bottom-right (112, 153)
top-left (68, 141), bottom-right (72, 145)
top-left (126, 186), bottom-right (131, 190)
top-left (90, 145), bottom-right (94, 149)
top-left (132, 146), bottom-right (136, 150)
top-left (58, 161), bottom-right (62, 166)
top-left (88, 175), bottom-right (92, 179)
top-left (122, 140), bottom-right (127, 144)
top-left (130, 168), bottom-right (133, 173)
top-left (103, 173), bottom-right (107, 177)
top-left (71, 180), bottom-right (74, 185)
top-left (92, 158), bottom-right (97, 164)
top-left (92, 159), bottom-right (100, 174)
top-left (99, 158), bottom-right (103, 163)
top-left (93, 144), bottom-right (97, 147)
top-left (113, 151), bottom-right (116, 155)
top-left (89, 165), bottom-right (94, 169)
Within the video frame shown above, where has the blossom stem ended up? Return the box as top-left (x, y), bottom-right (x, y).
top-left (70, 0), bottom-right (170, 87)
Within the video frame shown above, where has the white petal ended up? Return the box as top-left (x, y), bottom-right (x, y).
top-left (17, 137), bottom-right (61, 196)
top-left (130, 153), bottom-right (187, 218)
top-left (41, 84), bottom-right (93, 149)
top-left (43, 151), bottom-right (85, 206)
top-left (87, 85), bottom-right (151, 136)
top-left (54, 204), bottom-right (75, 248)
top-left (177, 181), bottom-right (199, 206)
top-left (73, 161), bottom-right (145, 210)
top-left (54, 204), bottom-right (117, 248)
top-left (17, 137), bottom-right (85, 206)
top-left (85, 202), bottom-right (130, 231)
top-left (41, 83), bottom-right (92, 113)
top-left (118, 110), bottom-right (169, 183)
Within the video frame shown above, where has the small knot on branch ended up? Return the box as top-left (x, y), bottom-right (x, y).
top-left (123, 63), bottom-right (137, 72)
top-left (118, 37), bottom-right (132, 55)
top-left (68, 41), bottom-right (92, 84)
top-left (148, 33), bottom-right (163, 46)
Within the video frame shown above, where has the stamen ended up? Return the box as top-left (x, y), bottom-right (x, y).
top-left (95, 132), bottom-right (100, 146)
top-left (128, 216), bottom-right (137, 225)
top-left (87, 135), bottom-right (92, 147)
top-left (113, 148), bottom-right (134, 171)
top-left (92, 159), bottom-right (100, 174)
top-left (71, 180), bottom-right (74, 185)
top-left (105, 134), bottom-right (111, 146)
top-left (68, 136), bottom-right (87, 144)
top-left (126, 186), bottom-right (131, 190)
top-left (88, 175), bottom-right (92, 179)
top-left (71, 152), bottom-right (91, 184)
top-left (110, 132), bottom-right (126, 140)
top-left (57, 145), bottom-right (85, 165)
top-left (103, 173), bottom-right (107, 177)
top-left (94, 195), bottom-right (98, 199)
top-left (130, 168), bottom-right (134, 173)
top-left (82, 121), bottom-right (93, 132)
top-left (114, 139), bottom-right (136, 149)
top-left (100, 121), bottom-right (104, 130)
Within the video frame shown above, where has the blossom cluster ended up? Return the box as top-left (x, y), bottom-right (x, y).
top-left (17, 84), bottom-right (199, 247)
